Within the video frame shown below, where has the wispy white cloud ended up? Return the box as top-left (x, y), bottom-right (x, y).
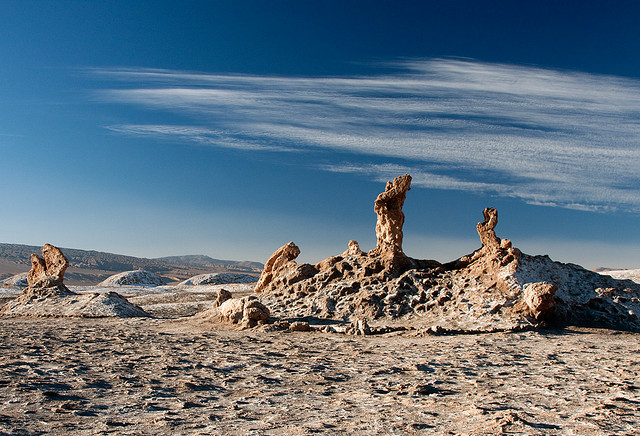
top-left (91, 59), bottom-right (640, 212)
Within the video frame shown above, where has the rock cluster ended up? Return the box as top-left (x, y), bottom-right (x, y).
top-left (254, 175), bottom-right (640, 333)
top-left (1, 244), bottom-right (148, 318)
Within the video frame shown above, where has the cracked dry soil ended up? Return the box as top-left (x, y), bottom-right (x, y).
top-left (0, 317), bottom-right (639, 435)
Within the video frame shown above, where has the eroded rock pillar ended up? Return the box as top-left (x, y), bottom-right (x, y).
top-left (370, 174), bottom-right (412, 256)
top-left (476, 208), bottom-right (501, 252)
top-left (26, 243), bottom-right (69, 289)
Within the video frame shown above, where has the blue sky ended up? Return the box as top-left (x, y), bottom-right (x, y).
top-left (1, 0), bottom-right (639, 268)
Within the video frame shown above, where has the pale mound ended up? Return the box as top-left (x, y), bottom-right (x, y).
top-left (180, 272), bottom-right (257, 286)
top-left (98, 270), bottom-right (164, 286)
top-left (1, 288), bottom-right (148, 318)
top-left (2, 272), bottom-right (28, 289)
top-left (600, 268), bottom-right (640, 284)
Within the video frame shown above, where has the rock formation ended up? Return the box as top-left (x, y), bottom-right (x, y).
top-left (254, 175), bottom-right (433, 299)
top-left (521, 282), bottom-right (557, 321)
top-left (251, 175), bottom-right (640, 333)
top-left (255, 242), bottom-right (302, 293)
top-left (213, 288), bottom-right (232, 308)
top-left (217, 296), bottom-right (270, 328)
top-left (1, 244), bottom-right (148, 318)
top-left (27, 243), bottom-right (70, 291)
top-left (370, 174), bottom-right (411, 256)
top-left (476, 207), bottom-right (501, 252)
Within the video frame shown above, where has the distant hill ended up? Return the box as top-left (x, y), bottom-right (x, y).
top-left (155, 254), bottom-right (263, 270)
top-left (0, 243), bottom-right (263, 286)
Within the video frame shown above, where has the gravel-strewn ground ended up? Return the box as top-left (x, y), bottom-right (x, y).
top-left (1, 314), bottom-right (638, 435)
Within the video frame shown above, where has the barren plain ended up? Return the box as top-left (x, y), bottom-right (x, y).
top-left (1, 284), bottom-right (639, 435)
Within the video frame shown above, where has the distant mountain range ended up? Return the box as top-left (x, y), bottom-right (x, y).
top-left (0, 243), bottom-right (263, 285)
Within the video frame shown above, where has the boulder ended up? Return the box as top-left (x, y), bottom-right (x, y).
top-left (213, 288), bottom-right (232, 308)
top-left (522, 282), bottom-right (557, 320)
top-left (217, 296), bottom-right (270, 328)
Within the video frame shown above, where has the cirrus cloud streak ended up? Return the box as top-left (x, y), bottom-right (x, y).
top-left (91, 59), bottom-right (640, 213)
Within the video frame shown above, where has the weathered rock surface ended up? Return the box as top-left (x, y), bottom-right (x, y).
top-left (1, 244), bottom-right (148, 318)
top-left (180, 273), bottom-right (257, 286)
top-left (213, 288), bottom-right (232, 308)
top-left (255, 241), bottom-right (302, 293)
top-left (254, 175), bottom-right (640, 333)
top-left (27, 243), bottom-right (69, 289)
top-left (202, 295), bottom-right (270, 328)
top-left (98, 270), bottom-right (164, 287)
top-left (370, 174), bottom-right (411, 256)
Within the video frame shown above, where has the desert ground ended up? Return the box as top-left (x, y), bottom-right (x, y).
top-left (1, 284), bottom-right (639, 435)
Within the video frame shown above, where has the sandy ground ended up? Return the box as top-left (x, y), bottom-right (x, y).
top-left (1, 287), bottom-right (640, 435)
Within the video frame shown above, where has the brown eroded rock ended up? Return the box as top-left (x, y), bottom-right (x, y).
top-left (369, 174), bottom-right (411, 256)
top-left (343, 240), bottom-right (364, 257)
top-left (476, 208), bottom-right (501, 252)
top-left (41, 243), bottom-right (69, 283)
top-left (255, 242), bottom-right (302, 293)
top-left (253, 176), bottom-right (640, 333)
top-left (521, 282), bottom-right (557, 320)
top-left (213, 289), bottom-right (232, 308)
top-left (27, 243), bottom-right (69, 289)
top-left (217, 296), bottom-right (270, 328)
top-left (288, 321), bottom-right (311, 332)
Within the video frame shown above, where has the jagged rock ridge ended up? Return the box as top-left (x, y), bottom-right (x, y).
top-left (255, 175), bottom-right (640, 332)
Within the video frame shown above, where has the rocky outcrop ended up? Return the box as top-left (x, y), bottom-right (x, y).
top-left (27, 243), bottom-right (69, 290)
top-left (1, 290), bottom-right (149, 317)
top-left (1, 244), bottom-right (148, 318)
top-left (370, 174), bottom-right (411, 256)
top-left (476, 208), bottom-right (501, 253)
top-left (252, 175), bottom-right (640, 333)
top-left (254, 176), bottom-right (433, 299)
top-left (255, 242), bottom-right (303, 293)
